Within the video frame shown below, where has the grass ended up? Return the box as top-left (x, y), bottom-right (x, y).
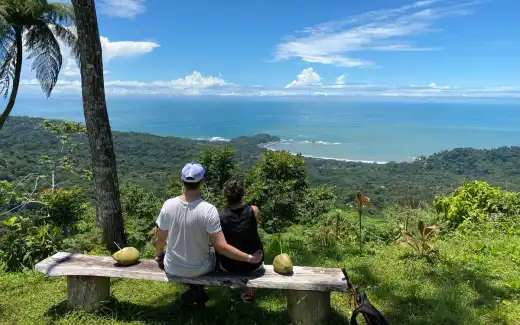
top-left (1, 219), bottom-right (520, 324)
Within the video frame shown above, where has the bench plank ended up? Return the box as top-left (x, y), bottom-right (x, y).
top-left (35, 252), bottom-right (348, 292)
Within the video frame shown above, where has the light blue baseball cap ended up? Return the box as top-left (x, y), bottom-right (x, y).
top-left (181, 161), bottom-right (206, 183)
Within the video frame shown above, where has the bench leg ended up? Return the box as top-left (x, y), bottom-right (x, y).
top-left (286, 290), bottom-right (330, 325)
top-left (67, 275), bottom-right (110, 310)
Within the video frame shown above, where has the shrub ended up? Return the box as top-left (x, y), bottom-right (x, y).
top-left (246, 151), bottom-right (309, 233)
top-left (0, 217), bottom-right (63, 272)
top-left (297, 186), bottom-right (337, 223)
top-left (434, 181), bottom-right (520, 227)
top-left (39, 188), bottom-right (86, 234)
top-left (0, 180), bottom-right (16, 209)
top-left (120, 183), bottom-right (162, 249)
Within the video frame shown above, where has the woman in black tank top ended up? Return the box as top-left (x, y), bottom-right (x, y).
top-left (217, 177), bottom-right (264, 302)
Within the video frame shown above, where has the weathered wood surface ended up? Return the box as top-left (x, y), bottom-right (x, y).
top-left (35, 252), bottom-right (349, 292)
top-left (67, 275), bottom-right (110, 309)
top-left (287, 290), bottom-right (331, 325)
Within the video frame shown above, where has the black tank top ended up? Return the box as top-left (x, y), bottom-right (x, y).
top-left (217, 205), bottom-right (264, 274)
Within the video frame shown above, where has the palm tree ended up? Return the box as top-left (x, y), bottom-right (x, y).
top-left (0, 0), bottom-right (78, 131)
top-left (71, 0), bottom-right (126, 253)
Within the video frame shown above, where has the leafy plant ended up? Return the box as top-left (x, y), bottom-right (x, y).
top-left (355, 190), bottom-right (370, 253)
top-left (403, 220), bottom-right (439, 257)
top-left (434, 180), bottom-right (520, 227)
top-left (120, 183), bottom-right (161, 250)
top-left (39, 187), bottom-right (86, 234)
top-left (0, 180), bottom-right (16, 208)
top-left (0, 216), bottom-right (63, 272)
top-left (0, 0), bottom-right (79, 130)
top-left (40, 120), bottom-right (90, 190)
top-left (246, 150), bottom-right (309, 233)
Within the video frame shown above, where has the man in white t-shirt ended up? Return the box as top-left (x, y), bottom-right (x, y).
top-left (155, 162), bottom-right (262, 306)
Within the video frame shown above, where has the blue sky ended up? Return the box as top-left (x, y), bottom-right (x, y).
top-left (16, 0), bottom-right (520, 98)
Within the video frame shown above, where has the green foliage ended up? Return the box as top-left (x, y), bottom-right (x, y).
top-left (62, 206), bottom-right (103, 253)
top-left (4, 117), bottom-right (520, 209)
top-left (39, 187), bottom-right (86, 233)
top-left (120, 183), bottom-right (162, 250)
top-left (198, 145), bottom-right (236, 191)
top-left (0, 180), bottom-right (16, 208)
top-left (297, 185), bottom-right (337, 223)
top-left (0, 1), bottom-right (78, 130)
top-left (0, 216), bottom-right (62, 272)
top-left (312, 209), bottom-right (356, 247)
top-left (246, 151), bottom-right (309, 232)
top-left (40, 120), bottom-right (90, 188)
top-left (403, 220), bottom-right (439, 257)
top-left (435, 180), bottom-right (520, 227)
top-left (166, 179), bottom-right (183, 198)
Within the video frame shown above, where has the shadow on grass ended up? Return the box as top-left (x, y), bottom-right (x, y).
top-left (349, 260), bottom-right (516, 325)
top-left (45, 286), bottom-right (348, 325)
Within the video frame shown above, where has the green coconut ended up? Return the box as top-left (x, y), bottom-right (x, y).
top-left (112, 247), bottom-right (140, 265)
top-left (273, 253), bottom-right (293, 275)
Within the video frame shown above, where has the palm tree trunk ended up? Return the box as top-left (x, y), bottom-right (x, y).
top-left (0, 28), bottom-right (23, 131)
top-left (71, 0), bottom-right (126, 252)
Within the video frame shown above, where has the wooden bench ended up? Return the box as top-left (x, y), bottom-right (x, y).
top-left (35, 252), bottom-right (349, 325)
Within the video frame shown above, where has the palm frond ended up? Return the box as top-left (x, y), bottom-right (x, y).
top-left (0, 29), bottom-right (18, 98)
top-left (50, 24), bottom-right (79, 64)
top-left (0, 5), bottom-right (9, 36)
top-left (25, 21), bottom-right (62, 97)
top-left (44, 2), bottom-right (75, 25)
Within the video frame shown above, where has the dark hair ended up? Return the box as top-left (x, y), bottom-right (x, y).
top-left (223, 177), bottom-right (245, 205)
top-left (183, 180), bottom-right (202, 191)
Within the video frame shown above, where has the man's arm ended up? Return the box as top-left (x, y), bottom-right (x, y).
top-left (155, 229), bottom-right (168, 257)
top-left (209, 231), bottom-right (262, 264)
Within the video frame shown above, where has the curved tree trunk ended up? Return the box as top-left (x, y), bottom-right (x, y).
top-left (71, 0), bottom-right (126, 252)
top-left (0, 28), bottom-right (23, 131)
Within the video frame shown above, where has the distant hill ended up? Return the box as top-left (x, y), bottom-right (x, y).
top-left (2, 116), bottom-right (520, 209)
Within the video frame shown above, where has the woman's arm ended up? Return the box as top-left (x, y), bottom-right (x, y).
top-left (251, 205), bottom-right (260, 222)
top-left (209, 231), bottom-right (262, 263)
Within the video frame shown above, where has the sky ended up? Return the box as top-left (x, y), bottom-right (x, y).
top-left (14, 0), bottom-right (520, 99)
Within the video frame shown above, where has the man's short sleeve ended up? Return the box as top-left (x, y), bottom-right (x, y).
top-left (156, 203), bottom-right (170, 231)
top-left (205, 206), bottom-right (222, 234)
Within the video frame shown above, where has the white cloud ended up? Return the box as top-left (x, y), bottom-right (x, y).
top-left (99, 0), bottom-right (146, 19)
top-left (19, 71), bottom-right (520, 99)
top-left (54, 36), bottom-right (159, 78)
top-left (336, 74), bottom-right (347, 84)
top-left (428, 82), bottom-right (450, 89)
top-left (101, 36), bottom-right (159, 61)
top-left (105, 71), bottom-right (226, 88)
top-left (275, 0), bottom-right (481, 67)
top-left (285, 68), bottom-right (322, 88)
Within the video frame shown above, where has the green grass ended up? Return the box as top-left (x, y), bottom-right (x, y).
top-left (1, 221), bottom-right (520, 324)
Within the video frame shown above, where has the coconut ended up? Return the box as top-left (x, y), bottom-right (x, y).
top-left (112, 247), bottom-right (140, 265)
top-left (273, 253), bottom-right (293, 275)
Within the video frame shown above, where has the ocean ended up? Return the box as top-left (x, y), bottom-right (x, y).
top-left (8, 96), bottom-right (520, 163)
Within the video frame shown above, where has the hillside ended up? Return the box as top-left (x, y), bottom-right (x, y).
top-left (2, 116), bottom-right (520, 208)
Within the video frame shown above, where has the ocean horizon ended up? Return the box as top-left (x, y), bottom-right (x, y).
top-left (7, 96), bottom-right (520, 163)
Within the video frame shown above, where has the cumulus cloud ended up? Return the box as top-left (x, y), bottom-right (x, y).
top-left (54, 36), bottom-right (159, 78)
top-left (99, 0), bottom-right (146, 19)
top-left (105, 71), bottom-right (226, 88)
top-left (285, 68), bottom-right (322, 88)
top-left (336, 74), bottom-right (347, 84)
top-left (19, 69), bottom-right (520, 99)
top-left (100, 36), bottom-right (159, 61)
top-left (275, 0), bottom-right (481, 67)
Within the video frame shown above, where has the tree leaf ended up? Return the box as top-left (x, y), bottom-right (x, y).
top-left (418, 220), bottom-right (425, 234)
top-left (423, 226), bottom-right (439, 240)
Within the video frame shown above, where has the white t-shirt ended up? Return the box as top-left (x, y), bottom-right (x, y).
top-left (156, 197), bottom-right (222, 277)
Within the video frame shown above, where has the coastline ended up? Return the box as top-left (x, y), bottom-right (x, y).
top-left (260, 141), bottom-right (389, 164)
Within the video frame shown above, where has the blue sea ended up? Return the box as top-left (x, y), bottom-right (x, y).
top-left (9, 96), bottom-right (520, 163)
